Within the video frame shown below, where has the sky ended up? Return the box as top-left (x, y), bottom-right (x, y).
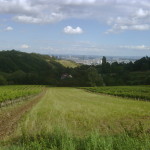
top-left (0, 0), bottom-right (150, 56)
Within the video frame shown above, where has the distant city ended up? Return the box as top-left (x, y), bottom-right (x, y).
top-left (52, 54), bottom-right (142, 65)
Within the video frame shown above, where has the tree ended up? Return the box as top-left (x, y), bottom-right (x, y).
top-left (0, 75), bottom-right (7, 85)
top-left (8, 70), bottom-right (26, 84)
top-left (87, 67), bottom-right (104, 86)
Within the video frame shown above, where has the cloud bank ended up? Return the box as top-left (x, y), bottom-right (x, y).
top-left (120, 45), bottom-right (150, 50)
top-left (1, 0), bottom-right (150, 33)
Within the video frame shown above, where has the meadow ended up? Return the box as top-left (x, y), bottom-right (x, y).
top-left (56, 59), bottom-right (80, 68)
top-left (0, 87), bottom-right (149, 149)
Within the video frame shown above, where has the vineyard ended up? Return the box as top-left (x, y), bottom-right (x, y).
top-left (83, 86), bottom-right (150, 101)
top-left (0, 85), bottom-right (43, 104)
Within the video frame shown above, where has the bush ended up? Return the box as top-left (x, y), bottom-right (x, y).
top-left (0, 75), bottom-right (7, 85)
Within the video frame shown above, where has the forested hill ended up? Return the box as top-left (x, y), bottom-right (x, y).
top-left (0, 50), bottom-right (65, 85)
top-left (0, 50), bottom-right (149, 86)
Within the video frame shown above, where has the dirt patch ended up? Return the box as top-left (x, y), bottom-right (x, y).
top-left (0, 91), bottom-right (46, 140)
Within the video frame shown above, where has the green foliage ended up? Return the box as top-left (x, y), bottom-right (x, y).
top-left (0, 50), bottom-right (149, 86)
top-left (95, 56), bottom-right (150, 86)
top-left (1, 127), bottom-right (150, 150)
top-left (134, 56), bottom-right (150, 71)
top-left (0, 50), bottom-right (65, 85)
top-left (59, 66), bottom-right (104, 87)
top-left (83, 86), bottom-right (150, 101)
top-left (0, 75), bottom-right (7, 85)
top-left (87, 67), bottom-right (104, 86)
top-left (0, 85), bottom-right (43, 103)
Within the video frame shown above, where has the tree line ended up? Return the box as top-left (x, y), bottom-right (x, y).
top-left (0, 50), bottom-right (149, 86)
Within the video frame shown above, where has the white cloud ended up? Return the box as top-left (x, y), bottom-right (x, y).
top-left (14, 16), bottom-right (42, 24)
top-left (106, 24), bottom-right (150, 34)
top-left (5, 26), bottom-right (13, 31)
top-left (14, 13), bottom-right (65, 24)
top-left (65, 0), bottom-right (96, 5)
top-left (119, 45), bottom-right (150, 50)
top-left (64, 26), bottom-right (83, 34)
top-left (135, 8), bottom-right (149, 18)
top-left (130, 24), bottom-right (150, 30)
top-left (1, 0), bottom-right (150, 33)
top-left (21, 44), bottom-right (30, 49)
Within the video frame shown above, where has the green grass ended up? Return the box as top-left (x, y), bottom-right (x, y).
top-left (1, 87), bottom-right (150, 149)
top-left (2, 128), bottom-right (150, 150)
top-left (0, 85), bottom-right (43, 103)
top-left (13, 88), bottom-right (150, 136)
top-left (83, 86), bottom-right (150, 101)
top-left (56, 60), bottom-right (79, 68)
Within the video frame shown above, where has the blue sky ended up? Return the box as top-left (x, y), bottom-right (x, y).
top-left (0, 0), bottom-right (150, 56)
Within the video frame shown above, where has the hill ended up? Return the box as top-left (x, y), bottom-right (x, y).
top-left (0, 50), bottom-right (104, 86)
top-left (0, 50), bottom-right (65, 85)
top-left (0, 50), bottom-right (149, 86)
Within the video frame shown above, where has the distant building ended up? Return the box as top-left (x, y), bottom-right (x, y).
top-left (61, 73), bottom-right (72, 80)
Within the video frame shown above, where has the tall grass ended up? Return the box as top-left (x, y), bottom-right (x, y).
top-left (1, 124), bottom-right (150, 150)
top-left (14, 88), bottom-right (150, 137)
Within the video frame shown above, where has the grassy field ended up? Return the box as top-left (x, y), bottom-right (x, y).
top-left (56, 59), bottom-right (79, 68)
top-left (83, 86), bottom-right (150, 101)
top-left (1, 87), bottom-right (149, 150)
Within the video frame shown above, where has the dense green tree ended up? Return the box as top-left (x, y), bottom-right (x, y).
top-left (87, 67), bottom-right (104, 86)
top-left (0, 75), bottom-right (7, 85)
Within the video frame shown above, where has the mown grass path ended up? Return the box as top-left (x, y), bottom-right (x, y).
top-left (15, 88), bottom-right (150, 137)
top-left (0, 91), bottom-right (46, 140)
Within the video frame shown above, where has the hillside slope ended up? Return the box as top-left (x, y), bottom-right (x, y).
top-left (0, 50), bottom-right (65, 85)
